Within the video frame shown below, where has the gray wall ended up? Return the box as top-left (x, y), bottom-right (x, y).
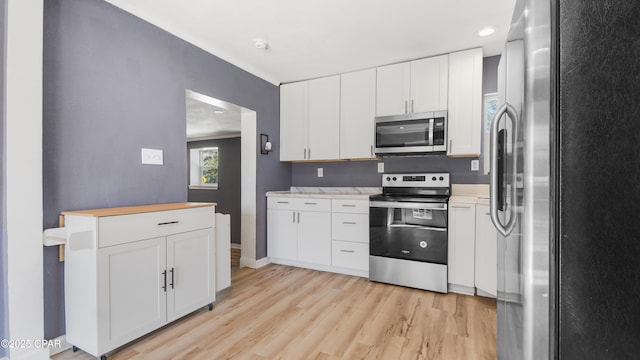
top-left (291, 55), bottom-right (500, 187)
top-left (0, 0), bottom-right (7, 356)
top-left (42, 0), bottom-right (290, 339)
top-left (187, 137), bottom-right (241, 245)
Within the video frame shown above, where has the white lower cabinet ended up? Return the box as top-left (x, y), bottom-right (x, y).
top-left (475, 204), bottom-right (497, 297)
top-left (63, 204), bottom-right (216, 359)
top-left (448, 202), bottom-right (476, 293)
top-left (267, 196), bottom-right (369, 277)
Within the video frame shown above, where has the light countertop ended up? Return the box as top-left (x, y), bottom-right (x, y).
top-left (267, 187), bottom-right (381, 200)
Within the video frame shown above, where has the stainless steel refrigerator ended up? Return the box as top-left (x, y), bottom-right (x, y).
top-left (492, 0), bottom-right (640, 359)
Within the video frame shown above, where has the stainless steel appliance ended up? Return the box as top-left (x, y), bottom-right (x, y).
top-left (369, 173), bottom-right (450, 293)
top-left (374, 111), bottom-right (447, 155)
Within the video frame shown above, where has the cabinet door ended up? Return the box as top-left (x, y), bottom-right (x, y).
top-left (410, 55), bottom-right (449, 113)
top-left (447, 48), bottom-right (483, 157)
top-left (267, 209), bottom-right (298, 261)
top-left (376, 62), bottom-right (411, 116)
top-left (448, 203), bottom-right (476, 288)
top-left (340, 69), bottom-right (376, 159)
top-left (475, 205), bottom-right (497, 296)
top-left (308, 75), bottom-right (340, 160)
top-left (166, 228), bottom-right (216, 322)
top-left (298, 211), bottom-right (332, 266)
top-left (280, 81), bottom-right (308, 161)
top-left (98, 237), bottom-right (167, 351)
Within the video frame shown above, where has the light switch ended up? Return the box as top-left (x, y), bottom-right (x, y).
top-left (141, 148), bottom-right (163, 165)
top-left (317, 167), bottom-right (323, 178)
top-left (471, 159), bottom-right (479, 171)
top-left (377, 162), bottom-right (384, 173)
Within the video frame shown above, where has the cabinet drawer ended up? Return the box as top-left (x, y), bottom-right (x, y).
top-left (332, 241), bottom-right (369, 271)
top-left (332, 213), bottom-right (369, 243)
top-left (267, 197), bottom-right (331, 212)
top-left (98, 207), bottom-right (213, 248)
top-left (331, 199), bottom-right (369, 214)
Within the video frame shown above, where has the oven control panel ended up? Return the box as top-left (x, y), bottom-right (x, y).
top-left (382, 173), bottom-right (450, 187)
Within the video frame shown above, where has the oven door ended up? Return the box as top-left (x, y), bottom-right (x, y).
top-left (369, 201), bottom-right (447, 264)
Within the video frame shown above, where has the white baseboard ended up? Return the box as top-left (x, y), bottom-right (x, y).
top-left (476, 288), bottom-right (497, 298)
top-left (49, 334), bottom-right (71, 357)
top-left (255, 257), bottom-right (271, 268)
top-left (448, 283), bottom-right (476, 296)
top-left (270, 258), bottom-right (368, 278)
top-left (230, 243), bottom-right (241, 249)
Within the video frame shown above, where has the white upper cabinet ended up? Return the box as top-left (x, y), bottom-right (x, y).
top-left (447, 48), bottom-right (483, 157)
top-left (340, 69), bottom-right (376, 159)
top-left (280, 81), bottom-right (309, 161)
top-left (411, 55), bottom-right (449, 113)
top-left (308, 75), bottom-right (340, 160)
top-left (280, 76), bottom-right (340, 161)
top-left (376, 54), bottom-right (449, 117)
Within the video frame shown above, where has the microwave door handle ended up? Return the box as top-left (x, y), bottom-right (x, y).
top-left (490, 102), bottom-right (518, 237)
top-left (428, 118), bottom-right (434, 145)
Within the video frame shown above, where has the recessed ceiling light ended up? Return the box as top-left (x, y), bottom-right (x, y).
top-left (477, 27), bottom-right (495, 37)
top-left (214, 110), bottom-right (224, 114)
top-left (253, 38), bottom-right (269, 51)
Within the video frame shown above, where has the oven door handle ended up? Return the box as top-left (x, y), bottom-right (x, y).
top-left (369, 201), bottom-right (447, 210)
top-left (388, 224), bottom-right (446, 231)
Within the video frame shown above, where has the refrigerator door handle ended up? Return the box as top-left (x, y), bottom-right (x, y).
top-left (490, 102), bottom-right (518, 236)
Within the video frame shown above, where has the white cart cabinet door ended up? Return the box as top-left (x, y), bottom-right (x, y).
top-left (267, 209), bottom-right (298, 261)
top-left (447, 48), bottom-right (483, 157)
top-left (98, 237), bottom-right (167, 352)
top-left (448, 203), bottom-right (476, 288)
top-left (376, 62), bottom-right (411, 116)
top-left (475, 205), bottom-right (497, 296)
top-left (280, 81), bottom-right (309, 161)
top-left (410, 55), bottom-right (449, 113)
top-left (298, 211), bottom-right (332, 266)
top-left (166, 228), bottom-right (216, 322)
top-left (340, 69), bottom-right (376, 159)
top-left (308, 75), bottom-right (340, 160)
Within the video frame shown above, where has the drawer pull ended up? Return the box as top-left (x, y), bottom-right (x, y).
top-left (340, 249), bottom-right (355, 253)
top-left (304, 202), bottom-right (317, 205)
top-left (341, 204), bottom-right (356, 207)
top-left (277, 201), bottom-right (289, 204)
top-left (342, 221), bottom-right (357, 225)
top-left (158, 220), bottom-right (179, 226)
top-left (451, 205), bottom-right (471, 209)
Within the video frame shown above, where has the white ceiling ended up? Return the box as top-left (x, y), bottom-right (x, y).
top-left (186, 91), bottom-right (241, 141)
top-left (105, 0), bottom-right (516, 85)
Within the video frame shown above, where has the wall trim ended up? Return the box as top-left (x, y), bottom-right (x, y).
top-left (255, 257), bottom-right (271, 268)
top-left (48, 334), bottom-right (71, 357)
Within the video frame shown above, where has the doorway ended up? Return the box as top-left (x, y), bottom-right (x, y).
top-left (185, 90), bottom-right (257, 275)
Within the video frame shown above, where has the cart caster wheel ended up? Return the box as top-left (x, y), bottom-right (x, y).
top-left (101, 355), bottom-right (107, 360)
top-left (208, 303), bottom-right (214, 311)
top-left (72, 346), bottom-right (78, 352)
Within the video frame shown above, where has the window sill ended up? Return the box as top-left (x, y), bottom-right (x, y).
top-left (188, 185), bottom-right (218, 190)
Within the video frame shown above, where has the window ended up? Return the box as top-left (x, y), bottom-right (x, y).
top-left (189, 147), bottom-right (219, 189)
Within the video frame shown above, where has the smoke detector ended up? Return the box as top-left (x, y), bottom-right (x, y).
top-left (253, 39), bottom-right (269, 51)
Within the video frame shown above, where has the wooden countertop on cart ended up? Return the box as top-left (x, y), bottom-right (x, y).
top-left (61, 202), bottom-right (216, 217)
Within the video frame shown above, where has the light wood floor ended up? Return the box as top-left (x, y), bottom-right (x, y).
top-left (231, 247), bottom-right (240, 272)
top-left (54, 264), bottom-right (496, 360)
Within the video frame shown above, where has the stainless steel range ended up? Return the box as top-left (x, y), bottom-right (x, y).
top-left (369, 173), bottom-right (450, 293)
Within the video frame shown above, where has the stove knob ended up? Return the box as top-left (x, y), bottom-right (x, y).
top-left (432, 176), bottom-right (437, 181)
top-left (392, 177), bottom-right (397, 181)
top-left (386, 177), bottom-right (391, 181)
top-left (439, 176), bottom-right (444, 181)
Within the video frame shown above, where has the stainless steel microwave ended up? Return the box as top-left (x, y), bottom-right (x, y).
top-left (374, 111), bottom-right (447, 155)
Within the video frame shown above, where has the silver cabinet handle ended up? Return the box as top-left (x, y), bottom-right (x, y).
top-left (341, 204), bottom-right (356, 207)
top-left (490, 102), bottom-right (518, 237)
top-left (340, 249), bottom-right (355, 253)
top-left (303, 148), bottom-right (307, 159)
top-left (404, 101), bottom-right (408, 114)
top-left (449, 139), bottom-right (452, 150)
top-left (451, 205), bottom-right (471, 209)
top-left (297, 212), bottom-right (300, 224)
top-left (370, 145), bottom-right (374, 157)
top-left (277, 201), bottom-right (289, 204)
top-left (304, 202), bottom-right (317, 205)
top-left (342, 221), bottom-right (357, 225)
top-left (411, 99), bottom-right (414, 113)
top-left (292, 212), bottom-right (295, 223)
top-left (308, 148), bottom-right (311, 159)
top-left (158, 221), bottom-right (179, 226)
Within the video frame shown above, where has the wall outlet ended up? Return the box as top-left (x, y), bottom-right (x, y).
top-left (377, 162), bottom-right (384, 173)
top-left (471, 159), bottom-right (479, 171)
top-left (317, 167), bottom-right (323, 178)
top-left (141, 148), bottom-right (163, 165)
